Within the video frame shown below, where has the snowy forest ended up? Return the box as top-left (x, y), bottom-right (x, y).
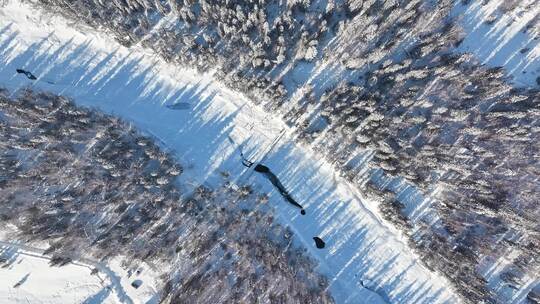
top-left (2, 0), bottom-right (539, 303)
top-left (0, 88), bottom-right (334, 303)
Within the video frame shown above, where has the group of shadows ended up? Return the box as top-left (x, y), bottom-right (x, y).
top-left (14, 68), bottom-right (326, 249)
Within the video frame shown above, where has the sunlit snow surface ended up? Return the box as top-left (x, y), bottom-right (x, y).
top-left (0, 1), bottom-right (469, 303)
top-left (0, 244), bottom-right (116, 304)
top-left (455, 0), bottom-right (540, 87)
top-left (0, 232), bottom-right (159, 304)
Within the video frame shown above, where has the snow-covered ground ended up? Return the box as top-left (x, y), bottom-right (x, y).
top-left (0, 1), bottom-right (461, 303)
top-left (0, 241), bottom-right (115, 304)
top-left (455, 0), bottom-right (540, 87)
top-left (0, 231), bottom-right (160, 304)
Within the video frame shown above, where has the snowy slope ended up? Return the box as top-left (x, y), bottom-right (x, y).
top-left (455, 0), bottom-right (540, 87)
top-left (0, 1), bottom-right (461, 303)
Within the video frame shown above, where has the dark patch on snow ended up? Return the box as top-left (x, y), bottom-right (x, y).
top-left (131, 279), bottom-right (143, 289)
top-left (16, 69), bottom-right (37, 80)
top-left (166, 102), bottom-right (191, 110)
top-left (234, 144), bottom-right (306, 215)
top-left (313, 237), bottom-right (325, 249)
top-left (252, 164), bottom-right (305, 215)
top-left (13, 273), bottom-right (30, 288)
top-left (254, 164), bottom-right (269, 173)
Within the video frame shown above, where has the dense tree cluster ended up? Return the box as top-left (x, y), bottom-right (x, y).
top-left (36, 0), bottom-right (340, 77)
top-left (18, 0), bottom-right (540, 302)
top-left (301, 34), bottom-right (539, 304)
top-left (0, 88), bottom-right (334, 303)
top-left (316, 48), bottom-right (539, 304)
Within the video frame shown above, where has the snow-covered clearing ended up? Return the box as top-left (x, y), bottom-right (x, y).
top-left (0, 1), bottom-right (460, 303)
top-left (1, 242), bottom-right (115, 304)
top-left (455, 0), bottom-right (540, 87)
top-left (0, 231), bottom-right (159, 304)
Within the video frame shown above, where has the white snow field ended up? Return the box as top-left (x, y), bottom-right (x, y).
top-left (0, 241), bottom-right (116, 304)
top-left (0, 1), bottom-right (465, 303)
top-left (0, 231), bottom-right (160, 304)
top-left (455, 0), bottom-right (540, 87)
